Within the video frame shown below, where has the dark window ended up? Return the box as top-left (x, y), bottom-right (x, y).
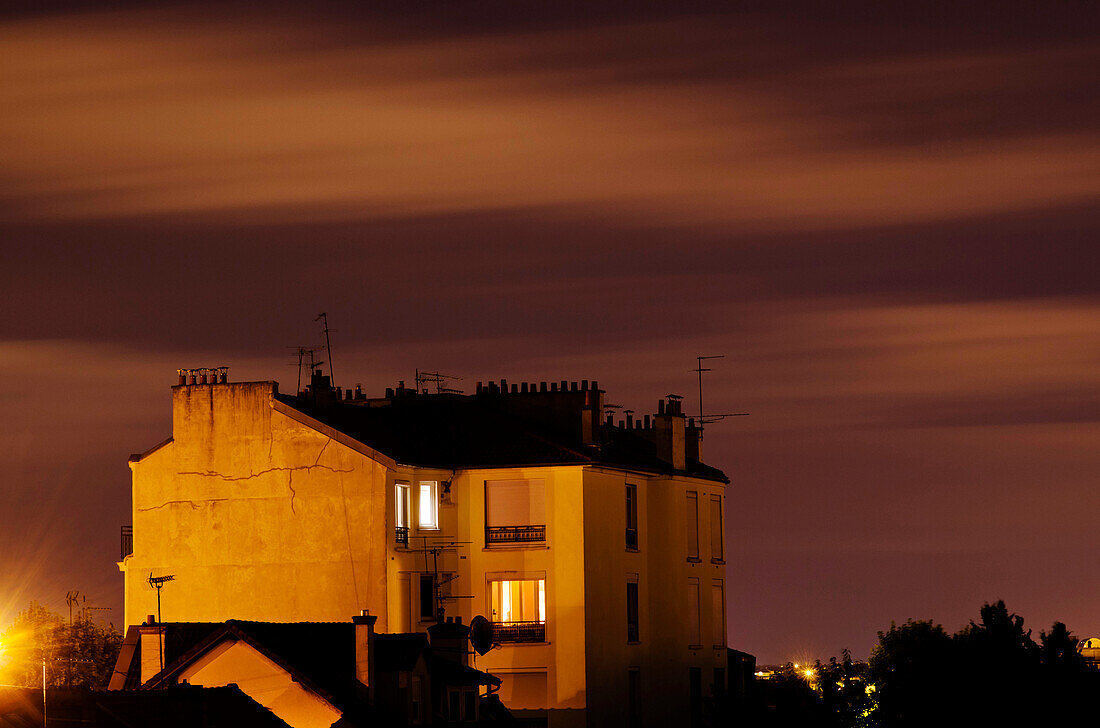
top-left (464, 689), bottom-right (477, 721)
top-left (628, 669), bottom-right (641, 728)
top-left (689, 667), bottom-right (702, 728)
top-left (626, 582), bottom-right (640, 643)
top-left (713, 667), bottom-right (725, 698)
top-left (419, 574), bottom-right (435, 621)
top-left (448, 690), bottom-right (461, 720)
top-left (626, 484), bottom-right (639, 549)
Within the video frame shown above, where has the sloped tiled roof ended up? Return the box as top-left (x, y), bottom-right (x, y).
top-left (277, 392), bottom-right (729, 483)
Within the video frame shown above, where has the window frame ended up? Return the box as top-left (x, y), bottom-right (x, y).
top-left (395, 482), bottom-right (410, 546)
top-left (418, 480), bottom-right (439, 530)
top-left (625, 483), bottom-right (639, 551)
top-left (709, 494), bottom-right (724, 563)
top-left (626, 578), bottom-right (640, 644)
top-left (488, 575), bottom-right (547, 643)
top-left (686, 491), bottom-right (700, 561)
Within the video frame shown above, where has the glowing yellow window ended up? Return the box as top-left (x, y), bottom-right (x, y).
top-left (489, 579), bottom-right (546, 643)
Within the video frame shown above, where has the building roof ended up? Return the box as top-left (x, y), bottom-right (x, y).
top-left (117, 620), bottom-right (499, 711)
top-left (276, 389), bottom-right (729, 483)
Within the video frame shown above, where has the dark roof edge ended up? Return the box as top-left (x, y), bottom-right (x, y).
top-left (129, 436), bottom-right (174, 463)
top-left (272, 398), bottom-right (398, 469)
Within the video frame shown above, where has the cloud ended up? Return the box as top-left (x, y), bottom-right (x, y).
top-left (0, 5), bottom-right (1096, 229)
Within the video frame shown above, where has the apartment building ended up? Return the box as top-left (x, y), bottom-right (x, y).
top-left (120, 368), bottom-right (731, 727)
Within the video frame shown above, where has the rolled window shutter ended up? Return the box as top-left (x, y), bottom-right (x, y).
top-left (487, 479), bottom-right (545, 526)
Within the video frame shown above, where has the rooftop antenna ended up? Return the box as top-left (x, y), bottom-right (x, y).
top-left (292, 346), bottom-right (323, 394)
top-left (693, 355), bottom-right (749, 435)
top-left (415, 369), bottom-right (464, 394)
top-left (147, 573), bottom-right (175, 672)
top-left (316, 312), bottom-right (334, 385)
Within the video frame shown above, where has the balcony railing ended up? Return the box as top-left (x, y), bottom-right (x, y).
top-left (485, 525), bottom-right (545, 545)
top-left (395, 525), bottom-right (409, 546)
top-left (625, 527), bottom-right (638, 550)
top-left (120, 526), bottom-right (133, 560)
top-left (491, 620), bottom-right (546, 643)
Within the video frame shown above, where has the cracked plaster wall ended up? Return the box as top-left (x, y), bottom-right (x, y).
top-left (122, 381), bottom-right (388, 629)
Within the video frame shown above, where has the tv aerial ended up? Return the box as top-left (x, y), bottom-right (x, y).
top-left (693, 355), bottom-right (749, 433)
top-left (147, 573), bottom-right (175, 672)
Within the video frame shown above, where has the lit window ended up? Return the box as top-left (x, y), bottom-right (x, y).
top-left (489, 578), bottom-right (546, 642)
top-left (395, 483), bottom-right (410, 545)
top-left (418, 481), bottom-right (438, 529)
top-left (686, 491), bottom-right (699, 559)
top-left (485, 479), bottom-right (545, 544)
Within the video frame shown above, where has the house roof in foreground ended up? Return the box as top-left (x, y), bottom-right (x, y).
top-left (117, 620), bottom-right (499, 713)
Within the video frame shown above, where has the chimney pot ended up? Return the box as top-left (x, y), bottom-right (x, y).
top-left (658, 400), bottom-right (665, 414)
top-left (500, 379), bottom-right (507, 392)
top-left (146, 614), bottom-right (155, 625)
top-left (511, 383), bottom-right (518, 393)
top-left (581, 379), bottom-right (588, 390)
top-left (521, 382), bottom-right (529, 393)
top-left (551, 382), bottom-right (559, 392)
top-left (644, 414), bottom-right (651, 428)
top-left (476, 381), bottom-right (483, 393)
top-left (561, 380), bottom-right (568, 392)
top-left (591, 380), bottom-right (598, 391)
top-left (540, 382), bottom-right (547, 392)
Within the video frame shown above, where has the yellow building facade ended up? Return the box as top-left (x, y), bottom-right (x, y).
top-left (121, 373), bottom-right (730, 727)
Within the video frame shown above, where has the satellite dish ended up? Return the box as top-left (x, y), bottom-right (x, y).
top-left (469, 615), bottom-right (493, 656)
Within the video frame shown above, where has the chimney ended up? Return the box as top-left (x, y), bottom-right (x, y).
top-left (353, 610), bottom-right (378, 702)
top-left (686, 418), bottom-right (702, 462)
top-left (427, 617), bottom-right (471, 668)
top-left (654, 398), bottom-right (686, 470)
top-left (138, 615), bottom-right (165, 685)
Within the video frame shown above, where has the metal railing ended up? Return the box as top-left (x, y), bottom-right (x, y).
top-left (626, 527), bottom-right (638, 550)
top-left (120, 526), bottom-right (133, 559)
top-left (491, 620), bottom-right (546, 643)
top-left (395, 525), bottom-right (409, 546)
top-left (485, 525), bottom-right (546, 544)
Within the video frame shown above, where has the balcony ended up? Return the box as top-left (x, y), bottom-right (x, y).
top-left (491, 620), bottom-right (546, 643)
top-left (625, 527), bottom-right (638, 550)
top-left (120, 526), bottom-right (133, 560)
top-left (395, 525), bottom-right (409, 546)
top-left (485, 525), bottom-right (545, 545)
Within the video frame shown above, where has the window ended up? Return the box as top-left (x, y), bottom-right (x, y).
top-left (687, 578), bottom-right (701, 647)
top-left (625, 483), bottom-right (639, 550)
top-left (689, 667), bottom-right (702, 728)
top-left (686, 491), bottom-right (699, 559)
top-left (710, 495), bottom-right (723, 561)
top-left (418, 481), bottom-right (439, 530)
top-left (410, 675), bottom-right (423, 723)
top-left (445, 687), bottom-right (478, 722)
top-left (712, 580), bottom-right (726, 647)
top-left (419, 574), bottom-right (436, 622)
top-left (626, 579), bottom-right (640, 643)
top-left (490, 578), bottom-right (546, 642)
top-left (485, 479), bottom-right (545, 544)
top-left (395, 483), bottom-right (410, 545)
top-left (628, 668), bottom-right (641, 728)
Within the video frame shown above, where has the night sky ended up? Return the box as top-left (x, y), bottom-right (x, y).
top-left (1, 1), bottom-right (1097, 662)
